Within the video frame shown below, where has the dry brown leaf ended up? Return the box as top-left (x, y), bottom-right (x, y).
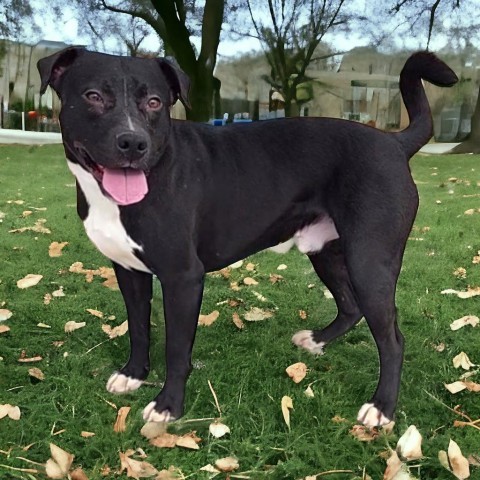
top-left (453, 267), bottom-right (467, 278)
top-left (299, 310), bottom-right (308, 320)
top-left (277, 264), bottom-right (288, 270)
top-left (445, 380), bottom-right (480, 393)
top-left (69, 263), bottom-right (118, 289)
top-left (396, 425), bottom-right (423, 460)
top-left (149, 433), bottom-right (178, 448)
top-left (65, 321), bottom-right (86, 333)
top-left (0, 404), bottom-right (21, 420)
top-left (45, 443), bottom-right (74, 479)
top-left (443, 440), bottom-right (470, 479)
top-left (442, 288), bottom-right (480, 299)
top-left (44, 293), bottom-right (53, 305)
top-left (229, 260), bottom-right (243, 269)
top-left (102, 320), bottom-right (128, 339)
top-left (450, 316), bottom-right (480, 330)
top-left (18, 351), bottom-right (42, 363)
top-left (10, 218), bottom-right (51, 234)
top-left (119, 451), bottom-right (158, 479)
top-left (243, 277), bottom-right (258, 286)
top-left (383, 451), bottom-right (403, 480)
top-left (0, 309), bottom-right (12, 321)
top-left (453, 352), bottom-right (476, 370)
top-left (244, 307), bottom-right (273, 321)
top-left (349, 425), bottom-right (380, 442)
top-left (49, 241), bottom-right (69, 257)
top-left (155, 467), bottom-right (183, 479)
top-left (269, 273), bottom-right (284, 284)
top-left (209, 421), bottom-right (231, 438)
top-left (70, 468), bottom-right (89, 480)
top-left (114, 406), bottom-right (131, 433)
top-left (281, 395), bottom-right (293, 430)
top-left (215, 457), bottom-right (239, 472)
top-left (0, 325), bottom-right (10, 334)
top-left (52, 287), bottom-right (65, 298)
top-left (198, 310), bottom-right (220, 326)
top-left (80, 431), bottom-right (95, 438)
top-left (232, 312), bottom-right (245, 329)
top-left (140, 422), bottom-right (168, 440)
top-left (304, 385), bottom-right (315, 398)
top-left (86, 308), bottom-right (104, 318)
top-left (286, 362), bottom-right (308, 383)
top-left (17, 274), bottom-right (43, 289)
top-left (175, 431), bottom-right (201, 450)
top-left (28, 367), bottom-right (45, 381)
top-left (245, 262), bottom-right (256, 271)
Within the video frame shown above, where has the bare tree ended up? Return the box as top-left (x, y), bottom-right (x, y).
top-left (69, 0), bottom-right (226, 121)
top-left (239, 0), bottom-right (357, 116)
top-left (0, 0), bottom-right (36, 39)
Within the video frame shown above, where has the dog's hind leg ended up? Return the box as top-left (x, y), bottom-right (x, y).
top-left (292, 240), bottom-right (363, 354)
top-left (106, 264), bottom-right (153, 394)
top-left (342, 234), bottom-right (407, 428)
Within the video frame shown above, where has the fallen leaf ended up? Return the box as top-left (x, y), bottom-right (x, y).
top-left (245, 262), bottom-right (256, 271)
top-left (114, 406), bottom-right (131, 433)
top-left (453, 352), bottom-right (476, 370)
top-left (52, 287), bottom-right (65, 297)
top-left (102, 321), bottom-right (128, 339)
top-left (0, 325), bottom-right (10, 334)
top-left (243, 277), bottom-right (258, 286)
top-left (286, 362), bottom-right (307, 383)
top-left (10, 218), bottom-right (51, 234)
top-left (244, 307), bottom-right (273, 321)
top-left (119, 451), bottom-right (158, 479)
top-left (198, 310), bottom-right (220, 326)
top-left (299, 310), bottom-right (308, 320)
top-left (229, 260), bottom-right (243, 269)
top-left (396, 425), bottom-right (423, 460)
top-left (0, 309), bottom-right (12, 321)
top-left (18, 352), bottom-right (42, 363)
top-left (269, 273), bottom-right (284, 283)
top-left (281, 395), bottom-right (293, 430)
top-left (28, 367), bottom-right (45, 381)
top-left (445, 380), bottom-right (480, 394)
top-left (200, 464), bottom-right (219, 473)
top-left (175, 432), bottom-right (201, 450)
top-left (70, 468), bottom-right (89, 480)
top-left (323, 288), bottom-right (334, 299)
top-left (44, 293), bottom-right (53, 305)
top-left (442, 440), bottom-right (470, 479)
top-left (450, 315), bottom-right (479, 330)
top-left (209, 421), bottom-right (231, 438)
top-left (49, 241), bottom-right (69, 257)
top-left (349, 425), bottom-right (380, 442)
top-left (277, 264), bottom-right (288, 270)
top-left (45, 443), bottom-right (74, 479)
top-left (0, 404), bottom-right (21, 420)
top-left (453, 267), bottom-right (467, 278)
top-left (17, 274), bottom-right (43, 289)
top-left (215, 457), bottom-right (239, 472)
top-left (383, 450), bottom-right (403, 480)
top-left (442, 288), bottom-right (480, 299)
top-left (232, 312), bottom-right (245, 329)
top-left (86, 308), bottom-right (103, 318)
top-left (149, 433), bottom-right (178, 448)
top-left (140, 422), bottom-right (168, 440)
top-left (80, 431), bottom-right (95, 438)
top-left (65, 321), bottom-right (86, 333)
top-left (304, 385), bottom-right (315, 398)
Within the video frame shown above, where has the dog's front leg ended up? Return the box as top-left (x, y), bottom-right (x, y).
top-left (143, 271), bottom-right (205, 423)
top-left (106, 263), bottom-right (153, 394)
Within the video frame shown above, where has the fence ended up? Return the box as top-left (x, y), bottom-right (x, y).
top-left (1, 111), bottom-right (61, 132)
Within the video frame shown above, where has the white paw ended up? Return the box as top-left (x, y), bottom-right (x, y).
top-left (106, 373), bottom-right (143, 394)
top-left (292, 330), bottom-right (325, 355)
top-left (142, 401), bottom-right (175, 423)
top-left (357, 403), bottom-right (391, 428)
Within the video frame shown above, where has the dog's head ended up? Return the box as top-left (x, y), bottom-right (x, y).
top-left (37, 47), bottom-right (190, 205)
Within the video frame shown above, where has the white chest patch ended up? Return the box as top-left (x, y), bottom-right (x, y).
top-left (67, 161), bottom-right (151, 273)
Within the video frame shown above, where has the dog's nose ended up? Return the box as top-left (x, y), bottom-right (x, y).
top-left (116, 132), bottom-right (149, 160)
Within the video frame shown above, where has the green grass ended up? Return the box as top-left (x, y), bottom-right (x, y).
top-left (0, 144), bottom-right (479, 479)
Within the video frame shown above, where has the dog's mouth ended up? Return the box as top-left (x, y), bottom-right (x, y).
top-left (73, 142), bottom-right (149, 206)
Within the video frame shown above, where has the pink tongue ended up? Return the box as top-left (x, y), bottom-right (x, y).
top-left (102, 168), bottom-right (148, 205)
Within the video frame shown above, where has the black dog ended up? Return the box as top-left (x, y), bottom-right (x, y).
top-left (37, 48), bottom-right (457, 427)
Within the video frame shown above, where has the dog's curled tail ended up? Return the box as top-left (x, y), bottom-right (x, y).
top-left (396, 51), bottom-right (458, 157)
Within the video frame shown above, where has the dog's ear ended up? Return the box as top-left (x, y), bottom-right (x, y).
top-left (157, 57), bottom-right (191, 109)
top-left (37, 46), bottom-right (86, 95)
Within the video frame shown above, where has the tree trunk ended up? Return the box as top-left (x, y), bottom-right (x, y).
top-left (451, 85), bottom-right (480, 153)
top-left (150, 0), bottom-right (223, 122)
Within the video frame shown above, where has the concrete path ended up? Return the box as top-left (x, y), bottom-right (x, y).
top-left (0, 128), bottom-right (62, 145)
top-left (419, 143), bottom-right (460, 154)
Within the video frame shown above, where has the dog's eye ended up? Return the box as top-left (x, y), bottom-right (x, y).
top-left (84, 91), bottom-right (103, 104)
top-left (146, 97), bottom-right (162, 111)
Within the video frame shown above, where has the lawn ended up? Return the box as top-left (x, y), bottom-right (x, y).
top-left (0, 144), bottom-right (479, 480)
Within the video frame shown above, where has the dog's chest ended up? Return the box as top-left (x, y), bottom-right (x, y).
top-left (67, 161), bottom-right (151, 273)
